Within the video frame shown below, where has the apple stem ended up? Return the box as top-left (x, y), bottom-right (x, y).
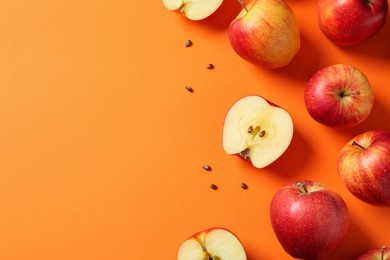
top-left (297, 182), bottom-right (308, 193)
top-left (339, 90), bottom-right (360, 97)
top-left (237, 0), bottom-right (248, 12)
top-left (381, 245), bottom-right (386, 260)
top-left (352, 141), bottom-right (366, 150)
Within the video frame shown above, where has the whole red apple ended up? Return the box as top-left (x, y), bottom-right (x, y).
top-left (338, 129), bottom-right (390, 206)
top-left (228, 0), bottom-right (300, 69)
top-left (304, 64), bottom-right (374, 128)
top-left (358, 245), bottom-right (390, 260)
top-left (318, 0), bottom-right (388, 46)
top-left (270, 180), bottom-right (349, 259)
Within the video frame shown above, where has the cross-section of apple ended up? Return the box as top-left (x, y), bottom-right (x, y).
top-left (162, 0), bottom-right (223, 21)
top-left (177, 227), bottom-right (247, 260)
top-left (222, 95), bottom-right (294, 168)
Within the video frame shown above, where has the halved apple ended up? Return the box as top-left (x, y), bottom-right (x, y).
top-left (222, 95), bottom-right (294, 168)
top-left (162, 0), bottom-right (223, 21)
top-left (177, 227), bottom-right (247, 260)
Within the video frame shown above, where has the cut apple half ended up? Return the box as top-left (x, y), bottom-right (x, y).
top-left (222, 95), bottom-right (294, 168)
top-left (162, 0), bottom-right (223, 21)
top-left (177, 227), bottom-right (247, 260)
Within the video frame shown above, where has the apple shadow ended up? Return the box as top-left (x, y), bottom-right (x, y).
top-left (324, 216), bottom-right (373, 260)
top-left (261, 32), bottom-right (325, 82)
top-left (335, 98), bottom-right (390, 140)
top-left (266, 129), bottom-right (312, 177)
top-left (196, 0), bottom-right (242, 30)
top-left (334, 17), bottom-right (390, 59)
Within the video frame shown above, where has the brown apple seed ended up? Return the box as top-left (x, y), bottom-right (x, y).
top-left (210, 184), bottom-right (218, 190)
top-left (202, 165), bottom-right (212, 171)
top-left (207, 64), bottom-right (214, 69)
top-left (185, 86), bottom-right (193, 93)
top-left (185, 40), bottom-right (193, 47)
top-left (240, 183), bottom-right (248, 190)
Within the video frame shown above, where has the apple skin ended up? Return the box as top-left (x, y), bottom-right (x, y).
top-left (228, 0), bottom-right (300, 69)
top-left (304, 64), bottom-right (374, 128)
top-left (270, 180), bottom-right (349, 260)
top-left (358, 246), bottom-right (390, 260)
top-left (318, 0), bottom-right (388, 46)
top-left (338, 129), bottom-right (390, 206)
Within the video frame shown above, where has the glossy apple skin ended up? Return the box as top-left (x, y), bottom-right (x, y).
top-left (228, 0), bottom-right (300, 69)
top-left (304, 64), bottom-right (374, 128)
top-left (358, 246), bottom-right (390, 260)
top-left (318, 0), bottom-right (388, 46)
top-left (270, 180), bottom-right (349, 259)
top-left (338, 130), bottom-right (390, 206)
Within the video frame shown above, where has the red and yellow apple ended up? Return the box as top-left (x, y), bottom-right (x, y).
top-left (222, 95), bottom-right (294, 168)
top-left (228, 0), bottom-right (300, 69)
top-left (318, 0), bottom-right (388, 46)
top-left (177, 227), bottom-right (247, 260)
top-left (304, 64), bottom-right (374, 128)
top-left (162, 0), bottom-right (223, 20)
top-left (270, 180), bottom-right (349, 259)
top-left (338, 129), bottom-right (390, 206)
top-left (358, 246), bottom-right (390, 260)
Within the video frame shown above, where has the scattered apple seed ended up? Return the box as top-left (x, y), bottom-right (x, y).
top-left (185, 86), bottom-right (193, 92)
top-left (210, 184), bottom-right (218, 190)
top-left (185, 40), bottom-right (193, 47)
top-left (240, 183), bottom-right (248, 190)
top-left (247, 125), bottom-right (253, 133)
top-left (259, 130), bottom-right (266, 137)
top-left (207, 64), bottom-right (214, 69)
top-left (203, 165), bottom-right (212, 171)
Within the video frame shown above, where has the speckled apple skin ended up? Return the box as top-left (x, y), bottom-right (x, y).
top-left (270, 180), bottom-right (349, 260)
top-left (228, 0), bottom-right (300, 69)
top-left (304, 64), bottom-right (374, 128)
top-left (338, 130), bottom-right (390, 206)
top-left (318, 0), bottom-right (388, 46)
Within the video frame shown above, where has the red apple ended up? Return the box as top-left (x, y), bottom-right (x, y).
top-left (270, 180), bottom-right (349, 259)
top-left (358, 245), bottom-right (390, 260)
top-left (337, 129), bottom-right (390, 206)
top-left (177, 227), bottom-right (247, 260)
top-left (318, 0), bottom-right (388, 46)
top-left (304, 64), bottom-right (374, 128)
top-left (228, 0), bottom-right (300, 69)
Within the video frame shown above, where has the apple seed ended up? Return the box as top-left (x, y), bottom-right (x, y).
top-left (207, 64), bottom-right (214, 70)
top-left (185, 86), bottom-right (194, 92)
top-left (185, 40), bottom-right (193, 47)
top-left (210, 184), bottom-right (218, 190)
top-left (247, 125), bottom-right (253, 133)
top-left (259, 130), bottom-right (266, 137)
top-left (202, 165), bottom-right (212, 171)
top-left (240, 183), bottom-right (248, 189)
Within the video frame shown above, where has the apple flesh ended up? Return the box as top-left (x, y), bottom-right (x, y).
top-left (304, 64), bottom-right (374, 128)
top-left (270, 180), bottom-right (349, 259)
top-left (358, 246), bottom-right (390, 260)
top-left (338, 129), bottom-right (390, 206)
top-left (228, 0), bottom-right (300, 69)
top-left (177, 227), bottom-right (247, 260)
top-left (318, 0), bottom-right (388, 46)
top-left (222, 95), bottom-right (293, 168)
top-left (162, 0), bottom-right (223, 21)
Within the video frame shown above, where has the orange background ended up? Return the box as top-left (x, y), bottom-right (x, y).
top-left (0, 0), bottom-right (389, 259)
